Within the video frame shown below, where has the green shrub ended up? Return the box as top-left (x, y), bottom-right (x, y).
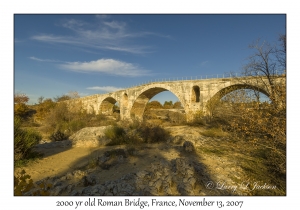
top-left (49, 130), bottom-right (68, 141)
top-left (188, 110), bottom-right (206, 126)
top-left (137, 124), bottom-right (170, 143)
top-left (105, 125), bottom-right (127, 145)
top-left (14, 117), bottom-right (42, 162)
top-left (105, 125), bottom-right (125, 140)
top-left (104, 123), bottom-right (170, 145)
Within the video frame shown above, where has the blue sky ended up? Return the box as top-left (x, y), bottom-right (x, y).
top-left (14, 14), bottom-right (286, 104)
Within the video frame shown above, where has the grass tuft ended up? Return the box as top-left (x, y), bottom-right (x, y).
top-left (200, 127), bottom-right (228, 138)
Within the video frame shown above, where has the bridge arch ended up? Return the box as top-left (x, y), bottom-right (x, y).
top-left (208, 83), bottom-right (270, 104)
top-left (99, 96), bottom-right (119, 115)
top-left (129, 85), bottom-right (187, 121)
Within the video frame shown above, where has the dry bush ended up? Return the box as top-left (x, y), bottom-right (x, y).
top-left (136, 123), bottom-right (170, 143)
top-left (105, 122), bottom-right (170, 146)
top-left (33, 98), bottom-right (56, 123)
top-left (40, 98), bottom-right (113, 139)
top-left (14, 117), bottom-right (42, 162)
top-left (14, 93), bottom-right (30, 118)
top-left (189, 110), bottom-right (206, 126)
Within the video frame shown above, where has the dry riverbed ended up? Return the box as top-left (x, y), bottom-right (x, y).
top-left (14, 125), bottom-right (285, 196)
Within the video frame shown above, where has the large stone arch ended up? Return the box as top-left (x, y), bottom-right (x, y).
top-left (208, 83), bottom-right (270, 104)
top-left (129, 85), bottom-right (187, 121)
top-left (99, 96), bottom-right (118, 115)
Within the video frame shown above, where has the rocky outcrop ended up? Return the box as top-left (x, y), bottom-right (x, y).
top-left (69, 126), bottom-right (112, 147)
top-left (24, 157), bottom-right (212, 196)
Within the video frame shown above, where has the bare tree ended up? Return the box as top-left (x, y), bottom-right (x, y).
top-left (241, 35), bottom-right (286, 109)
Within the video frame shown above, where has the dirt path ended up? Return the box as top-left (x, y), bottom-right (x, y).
top-left (15, 126), bottom-right (199, 183)
top-left (15, 141), bottom-right (183, 184)
top-left (15, 146), bottom-right (97, 182)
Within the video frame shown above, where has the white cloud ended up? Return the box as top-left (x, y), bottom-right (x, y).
top-left (59, 58), bottom-right (150, 77)
top-left (103, 21), bottom-right (126, 30)
top-left (86, 86), bottom-right (124, 92)
top-left (31, 17), bottom-right (170, 54)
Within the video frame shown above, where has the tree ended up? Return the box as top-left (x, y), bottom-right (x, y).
top-left (53, 91), bottom-right (80, 102)
top-left (173, 101), bottom-right (183, 109)
top-left (14, 93), bottom-right (30, 118)
top-left (54, 94), bottom-right (71, 102)
top-left (242, 36), bottom-right (286, 106)
top-left (163, 101), bottom-right (173, 109)
top-left (38, 96), bottom-right (44, 104)
top-left (226, 34), bottom-right (286, 175)
top-left (146, 101), bottom-right (163, 110)
top-left (34, 98), bottom-right (56, 122)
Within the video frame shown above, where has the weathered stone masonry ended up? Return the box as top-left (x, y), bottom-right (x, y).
top-left (69, 76), bottom-right (285, 122)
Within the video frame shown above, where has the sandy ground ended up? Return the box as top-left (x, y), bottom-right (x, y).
top-left (15, 126), bottom-right (202, 183)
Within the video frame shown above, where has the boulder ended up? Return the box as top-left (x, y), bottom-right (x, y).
top-left (69, 126), bottom-right (112, 147)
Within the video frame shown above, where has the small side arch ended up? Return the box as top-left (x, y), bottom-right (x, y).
top-left (191, 85), bottom-right (200, 102)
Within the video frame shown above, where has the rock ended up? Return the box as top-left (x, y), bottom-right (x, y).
top-left (113, 186), bottom-right (118, 195)
top-left (27, 155), bottom-right (204, 196)
top-left (84, 174), bottom-right (97, 186)
top-left (98, 155), bottom-right (109, 164)
top-left (104, 149), bottom-right (128, 158)
top-left (183, 141), bottom-right (195, 152)
top-left (65, 185), bottom-right (74, 194)
top-left (154, 180), bottom-right (162, 191)
top-left (188, 177), bottom-right (197, 188)
top-left (73, 170), bottom-right (86, 180)
top-left (82, 186), bottom-right (93, 195)
top-left (136, 171), bottom-right (149, 179)
top-left (168, 135), bottom-right (184, 145)
top-left (69, 126), bottom-right (112, 147)
top-left (51, 186), bottom-right (64, 196)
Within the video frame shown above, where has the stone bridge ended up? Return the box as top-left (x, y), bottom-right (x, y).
top-left (69, 75), bottom-right (285, 122)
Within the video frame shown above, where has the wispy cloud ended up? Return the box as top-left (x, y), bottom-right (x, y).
top-left (59, 58), bottom-right (150, 77)
top-left (29, 56), bottom-right (61, 62)
top-left (14, 38), bottom-right (24, 43)
top-left (201, 60), bottom-right (209, 66)
top-left (31, 17), bottom-right (170, 54)
top-left (86, 86), bottom-right (124, 92)
top-left (95, 14), bottom-right (110, 19)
